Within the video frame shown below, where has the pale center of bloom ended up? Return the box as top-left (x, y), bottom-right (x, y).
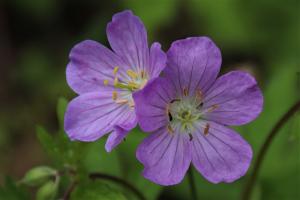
top-left (167, 89), bottom-right (218, 138)
top-left (103, 66), bottom-right (148, 108)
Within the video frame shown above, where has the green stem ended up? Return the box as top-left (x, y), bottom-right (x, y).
top-left (241, 99), bottom-right (300, 200)
top-left (188, 167), bottom-right (198, 200)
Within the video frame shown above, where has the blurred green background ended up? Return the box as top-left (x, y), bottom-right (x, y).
top-left (0, 0), bottom-right (299, 199)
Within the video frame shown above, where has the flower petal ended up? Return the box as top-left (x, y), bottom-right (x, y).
top-left (133, 77), bottom-right (176, 132)
top-left (107, 10), bottom-right (149, 72)
top-left (105, 118), bottom-right (137, 152)
top-left (149, 42), bottom-right (166, 78)
top-left (137, 128), bottom-right (192, 185)
top-left (164, 37), bottom-right (221, 96)
top-left (203, 71), bottom-right (263, 125)
top-left (64, 91), bottom-right (135, 141)
top-left (191, 121), bottom-right (252, 183)
top-left (67, 40), bottom-right (128, 94)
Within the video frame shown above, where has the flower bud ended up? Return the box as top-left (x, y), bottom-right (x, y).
top-left (20, 166), bottom-right (56, 186)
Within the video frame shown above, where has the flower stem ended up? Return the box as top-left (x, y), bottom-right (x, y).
top-left (63, 180), bottom-right (78, 200)
top-left (241, 99), bottom-right (300, 200)
top-left (89, 172), bottom-right (146, 200)
top-left (188, 167), bottom-right (198, 200)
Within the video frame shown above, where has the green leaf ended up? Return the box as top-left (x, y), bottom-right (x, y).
top-left (117, 128), bottom-right (162, 200)
top-left (36, 180), bottom-right (59, 200)
top-left (71, 180), bottom-right (127, 200)
top-left (0, 177), bottom-right (30, 200)
top-left (57, 97), bottom-right (68, 129)
top-left (20, 166), bottom-right (56, 187)
top-left (36, 126), bottom-right (57, 158)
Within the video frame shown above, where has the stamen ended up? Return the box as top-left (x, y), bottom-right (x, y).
top-left (167, 124), bottom-right (174, 134)
top-left (127, 69), bottom-right (138, 79)
top-left (204, 123), bottom-right (210, 136)
top-left (170, 99), bottom-right (180, 103)
top-left (103, 79), bottom-right (109, 86)
top-left (112, 91), bottom-right (118, 100)
top-left (113, 66), bottom-right (119, 75)
top-left (128, 101), bottom-right (135, 108)
top-left (168, 112), bottom-right (173, 121)
top-left (114, 77), bottom-right (119, 86)
top-left (207, 104), bottom-right (219, 113)
top-left (115, 99), bottom-right (129, 104)
top-left (196, 90), bottom-right (203, 101)
top-left (128, 81), bottom-right (139, 89)
top-left (183, 87), bottom-right (189, 96)
top-left (140, 70), bottom-right (145, 78)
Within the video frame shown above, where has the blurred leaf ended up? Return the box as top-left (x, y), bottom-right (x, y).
top-left (0, 177), bottom-right (30, 200)
top-left (71, 180), bottom-right (127, 200)
top-left (36, 180), bottom-right (59, 200)
top-left (36, 126), bottom-right (57, 159)
top-left (122, 0), bottom-right (179, 40)
top-left (117, 128), bottom-right (162, 200)
top-left (57, 97), bottom-right (68, 129)
top-left (20, 166), bottom-right (56, 187)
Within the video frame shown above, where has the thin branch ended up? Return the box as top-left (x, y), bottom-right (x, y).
top-left (188, 167), bottom-right (198, 200)
top-left (63, 180), bottom-right (78, 200)
top-left (241, 99), bottom-right (300, 200)
top-left (89, 172), bottom-right (146, 200)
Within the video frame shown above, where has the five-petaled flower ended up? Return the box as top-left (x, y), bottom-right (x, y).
top-left (133, 37), bottom-right (263, 185)
top-left (64, 10), bottom-right (166, 152)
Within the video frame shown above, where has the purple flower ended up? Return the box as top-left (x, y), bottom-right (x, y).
top-left (64, 10), bottom-right (166, 152)
top-left (133, 37), bottom-right (263, 185)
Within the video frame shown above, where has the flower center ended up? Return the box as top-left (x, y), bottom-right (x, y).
top-left (168, 97), bottom-right (202, 133)
top-left (103, 66), bottom-right (148, 108)
top-left (167, 89), bottom-right (219, 135)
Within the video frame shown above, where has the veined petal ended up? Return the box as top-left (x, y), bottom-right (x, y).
top-left (203, 71), bottom-right (263, 125)
top-left (137, 127), bottom-right (192, 186)
top-left (164, 37), bottom-right (221, 96)
top-left (133, 77), bottom-right (176, 132)
top-left (64, 91), bottom-right (135, 142)
top-left (107, 10), bottom-right (149, 72)
top-left (67, 40), bottom-right (128, 94)
top-left (191, 121), bottom-right (252, 183)
top-left (149, 42), bottom-right (167, 78)
top-left (105, 118), bottom-right (137, 152)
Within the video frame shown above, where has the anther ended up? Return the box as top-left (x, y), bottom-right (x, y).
top-left (128, 101), bottom-right (135, 108)
top-left (112, 91), bottom-right (118, 100)
top-left (114, 77), bottom-right (119, 86)
top-left (196, 90), bottom-right (203, 101)
top-left (167, 124), bottom-right (174, 134)
top-left (183, 87), bottom-right (189, 96)
top-left (170, 99), bottom-right (180, 103)
top-left (128, 81), bottom-right (139, 89)
top-left (113, 66), bottom-right (119, 75)
top-left (115, 99), bottom-right (129, 104)
top-left (207, 104), bottom-right (219, 112)
top-left (103, 79), bottom-right (109, 86)
top-left (204, 123), bottom-right (210, 136)
top-left (140, 70), bottom-right (145, 78)
top-left (127, 69), bottom-right (138, 79)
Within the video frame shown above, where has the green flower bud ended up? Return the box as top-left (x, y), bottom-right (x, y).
top-left (36, 180), bottom-right (59, 200)
top-left (20, 166), bottom-right (56, 186)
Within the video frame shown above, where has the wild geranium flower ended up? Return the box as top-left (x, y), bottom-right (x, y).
top-left (64, 10), bottom-right (166, 152)
top-left (133, 37), bottom-right (263, 185)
